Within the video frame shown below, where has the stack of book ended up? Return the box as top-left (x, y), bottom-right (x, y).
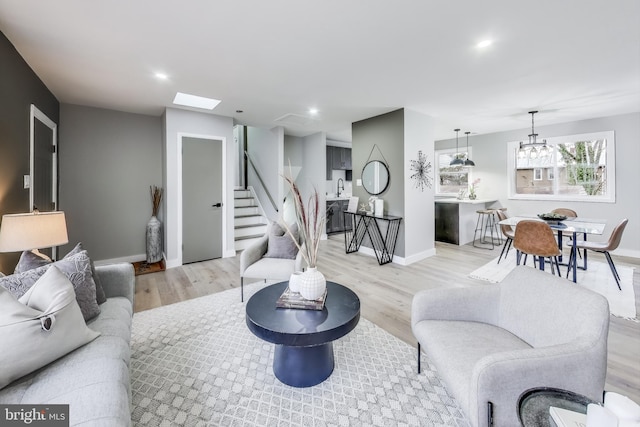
top-left (275, 287), bottom-right (327, 310)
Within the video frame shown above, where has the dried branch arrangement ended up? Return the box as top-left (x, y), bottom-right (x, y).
top-left (150, 185), bottom-right (163, 217)
top-left (282, 168), bottom-right (325, 268)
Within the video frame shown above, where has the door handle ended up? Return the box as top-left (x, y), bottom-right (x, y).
top-left (212, 202), bottom-right (223, 208)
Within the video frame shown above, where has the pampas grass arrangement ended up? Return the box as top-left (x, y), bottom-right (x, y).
top-left (150, 186), bottom-right (163, 217)
top-left (282, 169), bottom-right (325, 268)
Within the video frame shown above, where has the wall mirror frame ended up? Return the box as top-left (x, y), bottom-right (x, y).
top-left (362, 160), bottom-right (390, 195)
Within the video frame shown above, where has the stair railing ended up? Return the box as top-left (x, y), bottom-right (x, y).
top-left (244, 150), bottom-right (278, 213)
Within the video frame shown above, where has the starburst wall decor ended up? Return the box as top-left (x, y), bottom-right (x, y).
top-left (409, 150), bottom-right (433, 191)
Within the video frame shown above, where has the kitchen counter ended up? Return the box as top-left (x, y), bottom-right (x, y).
top-left (326, 196), bottom-right (352, 201)
top-left (435, 198), bottom-right (497, 205)
top-left (435, 199), bottom-right (498, 245)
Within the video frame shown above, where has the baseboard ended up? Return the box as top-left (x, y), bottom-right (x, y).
top-left (395, 248), bottom-right (437, 265)
top-left (613, 248), bottom-right (640, 260)
top-left (356, 246), bottom-right (435, 266)
top-left (94, 253), bottom-right (146, 266)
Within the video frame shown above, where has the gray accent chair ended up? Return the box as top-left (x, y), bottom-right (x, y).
top-left (411, 266), bottom-right (610, 427)
top-left (239, 223), bottom-right (303, 301)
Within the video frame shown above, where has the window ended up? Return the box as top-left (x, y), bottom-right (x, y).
top-left (508, 131), bottom-right (615, 202)
top-left (435, 148), bottom-right (472, 195)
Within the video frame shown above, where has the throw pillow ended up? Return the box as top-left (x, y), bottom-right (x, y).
top-left (13, 243), bottom-right (106, 305)
top-left (0, 250), bottom-right (101, 322)
top-left (62, 243), bottom-right (106, 305)
top-left (0, 266), bottom-right (100, 389)
top-left (14, 250), bottom-right (51, 273)
top-left (264, 222), bottom-right (299, 259)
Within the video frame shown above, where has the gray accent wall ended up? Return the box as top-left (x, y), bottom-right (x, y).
top-left (58, 104), bottom-right (162, 261)
top-left (0, 30), bottom-right (59, 272)
top-left (435, 112), bottom-right (640, 257)
top-left (352, 109), bottom-right (406, 257)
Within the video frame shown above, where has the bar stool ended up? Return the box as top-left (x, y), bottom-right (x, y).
top-left (473, 209), bottom-right (501, 249)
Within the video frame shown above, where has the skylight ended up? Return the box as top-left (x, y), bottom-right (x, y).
top-left (173, 92), bottom-right (221, 110)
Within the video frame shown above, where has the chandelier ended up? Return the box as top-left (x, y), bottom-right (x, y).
top-left (518, 111), bottom-right (549, 160)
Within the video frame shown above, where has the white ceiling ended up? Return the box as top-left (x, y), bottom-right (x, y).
top-left (1, 0), bottom-right (639, 141)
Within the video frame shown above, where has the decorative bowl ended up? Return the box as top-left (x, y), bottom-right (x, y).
top-left (537, 213), bottom-right (567, 222)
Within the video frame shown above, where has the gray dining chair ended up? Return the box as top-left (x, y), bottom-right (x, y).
top-left (567, 219), bottom-right (629, 290)
top-left (495, 210), bottom-right (514, 264)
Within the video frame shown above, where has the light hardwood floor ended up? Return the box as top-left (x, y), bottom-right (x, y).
top-left (134, 236), bottom-right (640, 402)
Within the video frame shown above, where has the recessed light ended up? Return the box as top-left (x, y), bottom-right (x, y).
top-left (173, 92), bottom-right (221, 110)
top-left (309, 108), bottom-right (319, 115)
top-left (477, 40), bottom-right (493, 49)
top-left (154, 72), bottom-right (169, 80)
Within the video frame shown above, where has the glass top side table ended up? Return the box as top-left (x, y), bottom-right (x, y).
top-left (518, 387), bottom-right (598, 427)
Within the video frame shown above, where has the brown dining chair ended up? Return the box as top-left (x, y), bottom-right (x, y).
top-left (568, 218), bottom-right (629, 290)
top-left (551, 208), bottom-right (577, 218)
top-left (496, 209), bottom-right (515, 264)
top-left (513, 220), bottom-right (562, 275)
top-left (552, 207), bottom-right (584, 261)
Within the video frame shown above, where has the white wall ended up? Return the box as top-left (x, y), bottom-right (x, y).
top-left (301, 133), bottom-right (327, 217)
top-left (403, 109), bottom-right (436, 263)
top-left (246, 126), bottom-right (284, 220)
top-left (435, 112), bottom-right (640, 257)
top-left (163, 108), bottom-right (235, 268)
top-left (282, 133), bottom-right (327, 235)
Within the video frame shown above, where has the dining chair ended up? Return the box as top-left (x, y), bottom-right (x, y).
top-left (567, 218), bottom-right (629, 290)
top-left (495, 209), bottom-right (514, 264)
top-left (552, 207), bottom-right (586, 264)
top-left (513, 220), bottom-right (562, 275)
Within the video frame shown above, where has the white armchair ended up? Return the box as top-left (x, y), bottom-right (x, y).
top-left (412, 266), bottom-right (610, 426)
top-left (239, 222), bottom-right (303, 301)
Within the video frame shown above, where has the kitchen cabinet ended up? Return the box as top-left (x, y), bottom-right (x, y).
top-left (326, 199), bottom-right (352, 234)
top-left (331, 147), bottom-right (351, 170)
top-left (326, 147), bottom-right (352, 179)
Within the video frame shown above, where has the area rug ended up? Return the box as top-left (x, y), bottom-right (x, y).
top-left (130, 282), bottom-right (469, 427)
top-left (469, 250), bottom-right (637, 320)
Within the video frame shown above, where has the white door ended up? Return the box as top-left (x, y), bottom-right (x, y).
top-left (30, 105), bottom-right (58, 258)
top-left (182, 137), bottom-right (223, 264)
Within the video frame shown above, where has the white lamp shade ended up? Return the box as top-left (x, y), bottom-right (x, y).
top-left (0, 211), bottom-right (69, 252)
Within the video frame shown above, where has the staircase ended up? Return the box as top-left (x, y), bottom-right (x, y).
top-left (234, 189), bottom-right (268, 251)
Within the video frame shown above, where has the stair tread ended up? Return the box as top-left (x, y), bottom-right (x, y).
top-left (235, 224), bottom-right (267, 229)
top-left (235, 234), bottom-right (264, 241)
top-left (235, 214), bottom-right (263, 219)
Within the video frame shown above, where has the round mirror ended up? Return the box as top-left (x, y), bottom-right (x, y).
top-left (361, 160), bottom-right (390, 195)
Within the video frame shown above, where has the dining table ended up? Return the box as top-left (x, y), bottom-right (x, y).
top-left (497, 216), bottom-right (607, 283)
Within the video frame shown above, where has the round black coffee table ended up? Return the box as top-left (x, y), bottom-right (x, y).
top-left (245, 281), bottom-right (360, 387)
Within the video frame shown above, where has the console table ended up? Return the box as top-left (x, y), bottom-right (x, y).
top-left (343, 211), bottom-right (402, 265)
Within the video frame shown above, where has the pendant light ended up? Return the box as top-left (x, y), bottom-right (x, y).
top-left (450, 129), bottom-right (464, 166)
top-left (463, 131), bottom-right (475, 167)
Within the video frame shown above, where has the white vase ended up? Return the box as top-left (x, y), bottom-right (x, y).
top-left (288, 271), bottom-right (303, 293)
top-left (299, 267), bottom-right (326, 300)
